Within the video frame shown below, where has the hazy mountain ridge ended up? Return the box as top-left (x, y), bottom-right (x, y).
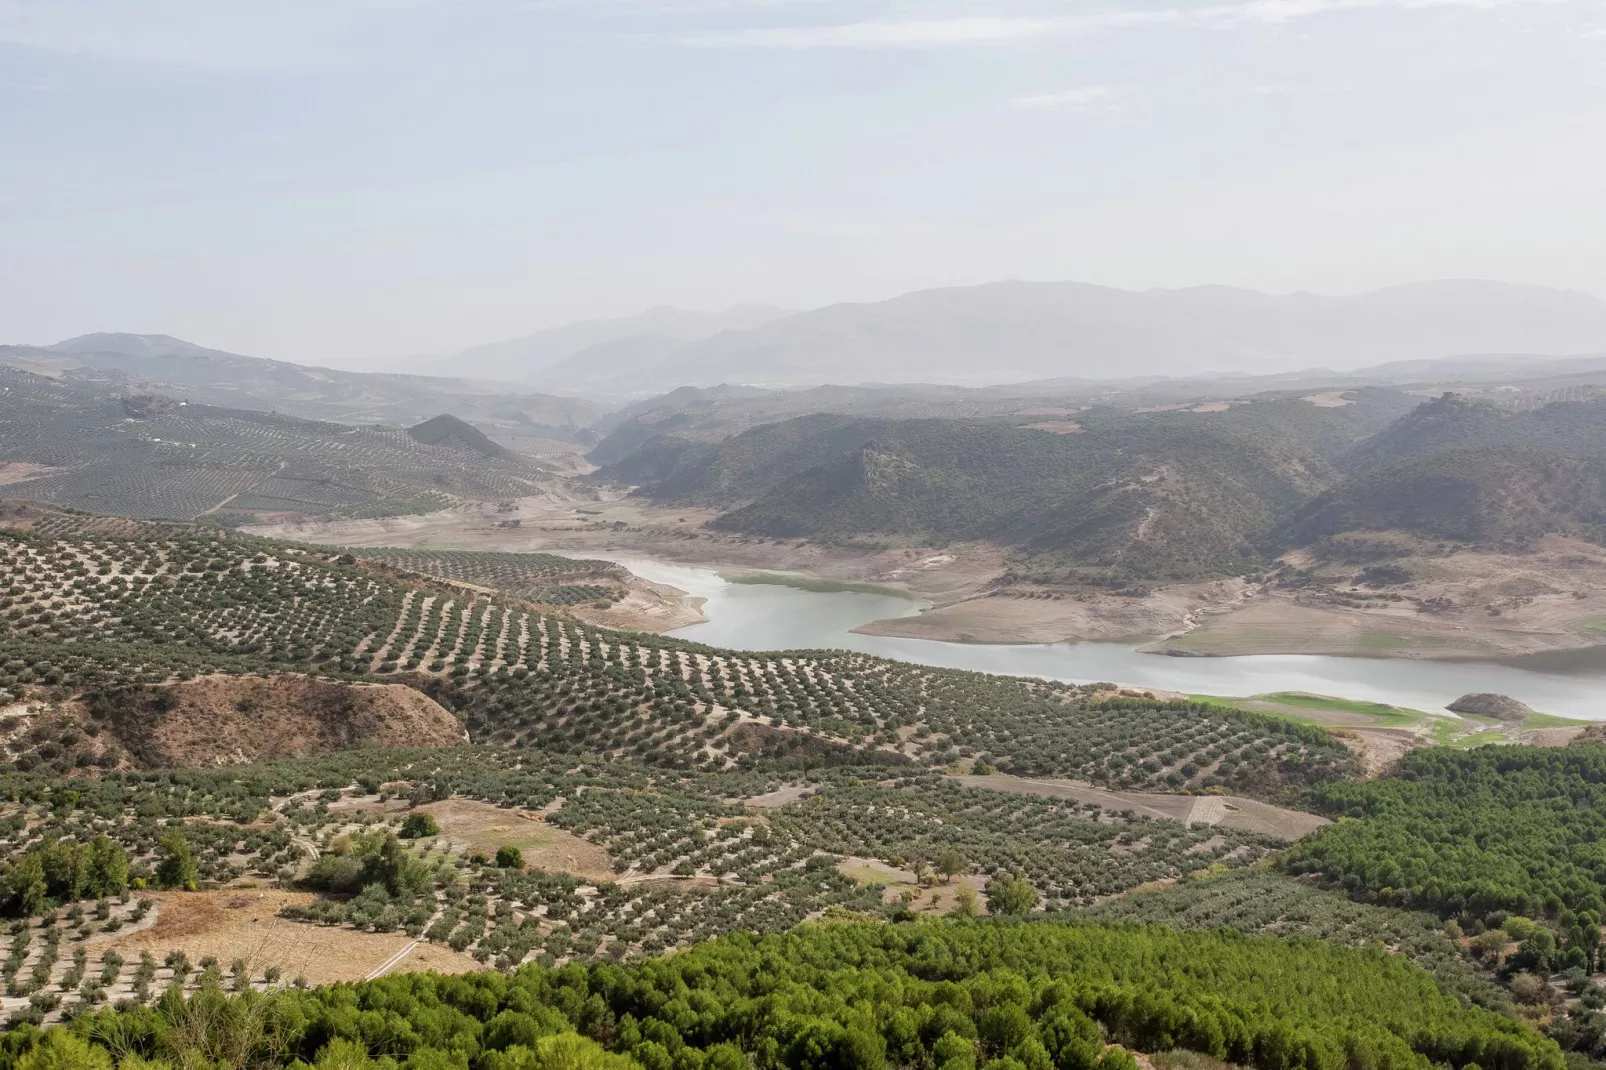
top-left (0, 333), bottom-right (602, 444)
top-left (0, 366), bottom-right (553, 521)
top-left (483, 280), bottom-right (1606, 396)
top-left (442, 304), bottom-right (794, 384)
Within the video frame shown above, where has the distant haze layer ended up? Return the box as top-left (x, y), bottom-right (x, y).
top-left (442, 279), bottom-right (1606, 397)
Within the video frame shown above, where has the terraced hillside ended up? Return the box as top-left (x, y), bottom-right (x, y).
top-left (0, 525), bottom-right (1350, 792)
top-left (4, 512), bottom-right (1604, 1070)
top-left (0, 745), bottom-right (1291, 1022)
top-left (0, 367), bottom-right (552, 521)
top-left (349, 547), bottom-right (629, 607)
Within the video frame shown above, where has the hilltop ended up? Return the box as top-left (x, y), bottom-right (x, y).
top-left (0, 333), bottom-right (601, 454)
top-left (598, 392), bottom-right (1414, 583)
top-left (0, 367), bottom-right (555, 522)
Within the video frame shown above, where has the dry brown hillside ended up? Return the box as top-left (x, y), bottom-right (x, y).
top-left (83, 675), bottom-right (466, 768)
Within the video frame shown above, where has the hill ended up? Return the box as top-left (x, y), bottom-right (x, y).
top-left (600, 393), bottom-right (1414, 581)
top-left (529, 280), bottom-right (1606, 394)
top-left (1290, 448), bottom-right (1606, 546)
top-left (54, 676), bottom-right (466, 769)
top-left (405, 413), bottom-right (525, 462)
top-left (0, 333), bottom-right (602, 450)
top-left (0, 366), bottom-right (553, 521)
top-left (1289, 394), bottom-right (1606, 546)
top-left (0, 508), bottom-right (1597, 1062)
top-left (587, 382), bottom-right (1094, 466)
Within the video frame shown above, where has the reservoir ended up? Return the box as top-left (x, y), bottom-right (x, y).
top-left (608, 556), bottom-right (1606, 720)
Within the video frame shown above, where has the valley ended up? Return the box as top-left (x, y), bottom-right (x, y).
top-left (18, 11), bottom-right (1606, 1064)
top-left (3, 326), bottom-right (1606, 1068)
top-left (240, 485), bottom-right (1606, 674)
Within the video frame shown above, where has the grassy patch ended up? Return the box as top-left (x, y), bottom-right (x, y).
top-left (1446, 729), bottom-right (1509, 749)
top-left (1192, 691), bottom-right (1426, 730)
top-left (1524, 711), bottom-right (1590, 728)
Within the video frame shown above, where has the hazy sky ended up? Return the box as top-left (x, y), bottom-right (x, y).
top-left (2, 0), bottom-right (1603, 368)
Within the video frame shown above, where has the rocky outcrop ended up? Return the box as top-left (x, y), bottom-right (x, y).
top-left (1447, 693), bottom-right (1533, 721)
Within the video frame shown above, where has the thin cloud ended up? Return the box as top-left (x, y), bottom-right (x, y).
top-left (679, 0), bottom-right (1562, 48)
top-left (1013, 85), bottom-right (1116, 110)
top-left (680, 11), bottom-right (1174, 48)
top-left (0, 0), bottom-right (452, 69)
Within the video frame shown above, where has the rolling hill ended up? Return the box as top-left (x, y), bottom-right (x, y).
top-left (0, 332), bottom-right (602, 448)
top-left (599, 393), bottom-right (1416, 581)
top-left (599, 387), bottom-right (1606, 579)
top-left (1289, 394), bottom-right (1606, 545)
top-left (0, 366), bottom-right (553, 521)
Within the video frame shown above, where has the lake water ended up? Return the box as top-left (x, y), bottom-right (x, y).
top-left (608, 556), bottom-right (1606, 720)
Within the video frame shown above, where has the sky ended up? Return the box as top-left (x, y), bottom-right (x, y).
top-left (1, 0), bottom-right (1604, 369)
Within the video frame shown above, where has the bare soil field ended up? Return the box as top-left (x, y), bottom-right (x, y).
top-left (330, 796), bottom-right (616, 881)
top-left (835, 856), bottom-right (988, 915)
top-left (93, 890), bottom-right (480, 985)
top-left (954, 773), bottom-right (1329, 841)
top-left (572, 575), bottom-right (707, 633)
top-left (413, 799), bottom-right (616, 882)
top-left (740, 784), bottom-right (813, 809)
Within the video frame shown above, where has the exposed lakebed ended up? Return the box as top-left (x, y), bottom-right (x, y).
top-left (607, 556), bottom-right (1606, 720)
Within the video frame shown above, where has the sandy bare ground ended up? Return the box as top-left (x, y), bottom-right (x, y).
top-left (955, 773), bottom-right (1329, 841)
top-left (835, 856), bottom-right (989, 914)
top-left (0, 462), bottom-right (59, 486)
top-left (856, 579), bottom-right (1251, 645)
top-left (741, 784), bottom-right (812, 809)
top-left (1343, 728), bottom-right (1432, 776)
top-left (1152, 536), bottom-right (1606, 659)
top-left (93, 890), bottom-right (481, 985)
top-left (332, 796), bottom-right (617, 881)
top-left (572, 576), bottom-right (707, 633)
top-left (415, 799), bottom-right (617, 882)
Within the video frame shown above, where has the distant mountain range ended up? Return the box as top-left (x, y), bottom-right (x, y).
top-left (0, 332), bottom-right (602, 447)
top-left (447, 280), bottom-right (1606, 397)
top-left (435, 305), bottom-right (795, 389)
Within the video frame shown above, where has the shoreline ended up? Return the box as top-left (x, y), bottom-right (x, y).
top-left (243, 497), bottom-right (1606, 663)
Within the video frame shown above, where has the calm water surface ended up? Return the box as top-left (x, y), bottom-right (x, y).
top-left (607, 556), bottom-right (1606, 720)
